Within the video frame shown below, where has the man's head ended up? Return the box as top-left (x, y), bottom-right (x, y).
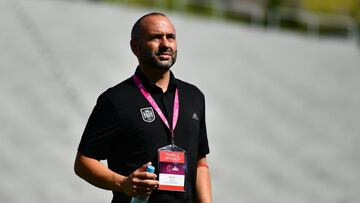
top-left (130, 12), bottom-right (177, 71)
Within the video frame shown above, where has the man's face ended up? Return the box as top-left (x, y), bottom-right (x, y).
top-left (134, 15), bottom-right (177, 71)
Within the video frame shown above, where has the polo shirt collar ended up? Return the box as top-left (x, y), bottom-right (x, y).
top-left (134, 67), bottom-right (177, 93)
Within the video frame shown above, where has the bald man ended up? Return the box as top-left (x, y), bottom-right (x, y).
top-left (75, 13), bottom-right (211, 203)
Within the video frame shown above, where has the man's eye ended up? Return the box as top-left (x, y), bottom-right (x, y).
top-left (168, 35), bottom-right (176, 39)
top-left (152, 35), bottom-right (162, 39)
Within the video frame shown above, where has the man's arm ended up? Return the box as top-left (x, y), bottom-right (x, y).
top-left (74, 152), bottom-right (158, 197)
top-left (196, 156), bottom-right (212, 203)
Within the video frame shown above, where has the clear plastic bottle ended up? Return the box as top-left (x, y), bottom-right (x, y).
top-left (130, 165), bottom-right (155, 203)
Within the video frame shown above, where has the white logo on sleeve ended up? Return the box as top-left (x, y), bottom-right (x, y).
top-left (140, 107), bottom-right (155, 122)
top-left (192, 113), bottom-right (199, 120)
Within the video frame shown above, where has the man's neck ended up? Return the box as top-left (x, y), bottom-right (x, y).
top-left (139, 66), bottom-right (170, 92)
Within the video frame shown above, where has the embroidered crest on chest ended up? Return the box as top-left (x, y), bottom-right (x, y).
top-left (140, 107), bottom-right (156, 123)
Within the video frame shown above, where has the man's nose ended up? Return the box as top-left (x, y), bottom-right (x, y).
top-left (160, 36), bottom-right (170, 48)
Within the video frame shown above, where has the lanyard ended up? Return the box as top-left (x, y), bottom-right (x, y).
top-left (133, 75), bottom-right (179, 144)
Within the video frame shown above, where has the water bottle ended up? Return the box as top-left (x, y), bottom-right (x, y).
top-left (130, 165), bottom-right (155, 203)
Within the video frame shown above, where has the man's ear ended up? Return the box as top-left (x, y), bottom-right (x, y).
top-left (130, 39), bottom-right (138, 56)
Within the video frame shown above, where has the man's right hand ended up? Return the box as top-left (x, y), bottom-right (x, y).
top-left (121, 162), bottom-right (159, 197)
top-left (74, 153), bottom-right (159, 197)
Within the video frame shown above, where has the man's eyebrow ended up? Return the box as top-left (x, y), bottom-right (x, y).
top-left (149, 32), bottom-right (176, 37)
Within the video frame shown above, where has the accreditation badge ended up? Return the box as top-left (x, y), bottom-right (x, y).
top-left (158, 144), bottom-right (187, 192)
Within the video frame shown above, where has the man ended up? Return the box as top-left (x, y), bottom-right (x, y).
top-left (74, 12), bottom-right (211, 203)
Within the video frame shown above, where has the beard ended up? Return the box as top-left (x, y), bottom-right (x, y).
top-left (140, 47), bottom-right (177, 71)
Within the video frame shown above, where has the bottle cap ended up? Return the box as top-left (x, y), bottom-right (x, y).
top-left (146, 165), bottom-right (155, 173)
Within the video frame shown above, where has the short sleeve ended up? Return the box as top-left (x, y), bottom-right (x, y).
top-left (78, 93), bottom-right (120, 160)
top-left (198, 93), bottom-right (210, 156)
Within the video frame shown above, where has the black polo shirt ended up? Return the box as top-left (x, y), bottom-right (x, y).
top-left (78, 68), bottom-right (210, 203)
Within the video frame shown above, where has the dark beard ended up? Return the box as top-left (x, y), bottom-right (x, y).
top-left (141, 48), bottom-right (177, 71)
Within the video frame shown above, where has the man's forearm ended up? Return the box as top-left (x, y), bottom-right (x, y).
top-left (74, 152), bottom-right (126, 192)
top-left (196, 157), bottom-right (212, 203)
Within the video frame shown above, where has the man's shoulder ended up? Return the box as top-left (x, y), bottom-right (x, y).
top-left (176, 78), bottom-right (204, 97)
top-left (97, 77), bottom-right (136, 104)
top-left (106, 77), bottom-right (134, 94)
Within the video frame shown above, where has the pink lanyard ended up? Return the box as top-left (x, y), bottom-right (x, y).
top-left (133, 75), bottom-right (179, 143)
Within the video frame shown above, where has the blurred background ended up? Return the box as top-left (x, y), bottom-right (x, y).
top-left (1, 0), bottom-right (359, 202)
top-left (104, 0), bottom-right (360, 40)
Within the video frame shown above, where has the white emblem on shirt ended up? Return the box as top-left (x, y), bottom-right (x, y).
top-left (192, 113), bottom-right (199, 120)
top-left (140, 107), bottom-right (155, 123)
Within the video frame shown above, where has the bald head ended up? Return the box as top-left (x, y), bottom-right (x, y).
top-left (131, 12), bottom-right (174, 42)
